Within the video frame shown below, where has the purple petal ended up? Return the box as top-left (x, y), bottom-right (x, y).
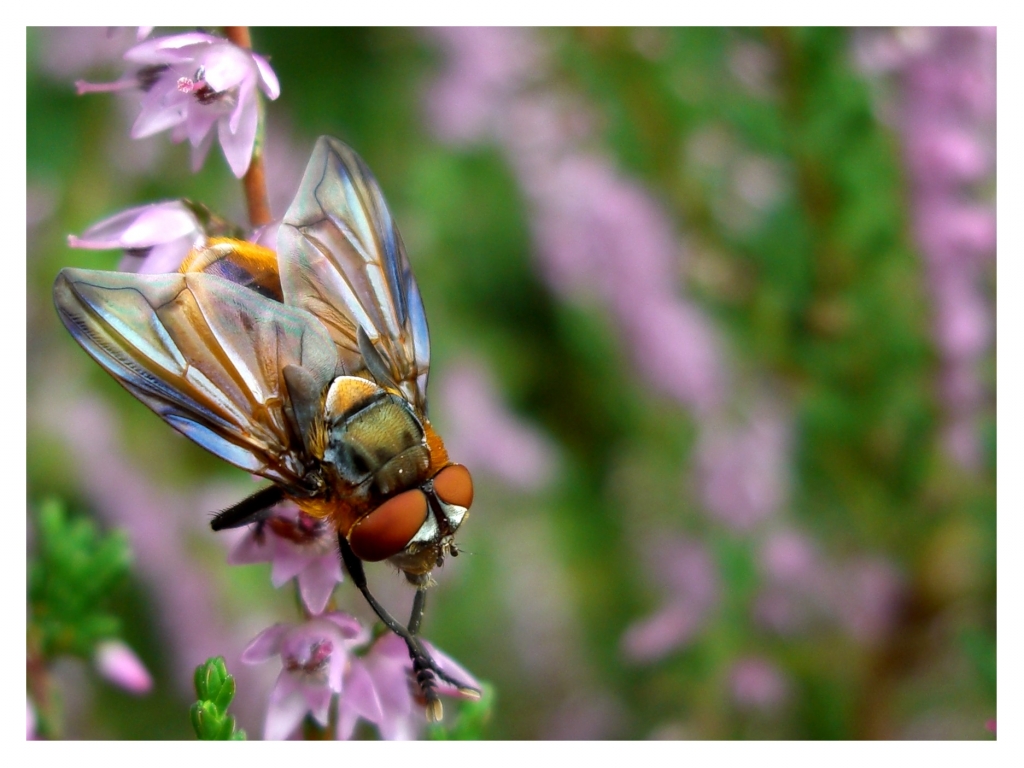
top-left (124, 32), bottom-right (220, 64)
top-left (296, 554), bottom-right (344, 615)
top-left (130, 74), bottom-right (192, 137)
top-left (218, 92), bottom-right (258, 177)
top-left (93, 640), bottom-right (153, 694)
top-left (264, 672), bottom-right (310, 740)
top-left (227, 77), bottom-right (255, 134)
top-left (728, 657), bottom-right (789, 711)
top-left (189, 130), bottom-right (216, 173)
top-left (301, 681), bottom-right (334, 725)
top-left (228, 528), bottom-right (275, 566)
top-left (321, 611), bottom-right (366, 643)
top-left (241, 623), bottom-right (289, 663)
top-left (199, 43), bottom-right (252, 93)
top-left (621, 603), bottom-right (700, 663)
top-left (117, 205), bottom-right (199, 246)
top-left (184, 105), bottom-right (220, 148)
top-left (250, 221), bottom-right (281, 249)
top-left (69, 201), bottom-right (197, 250)
top-left (423, 640), bottom-right (480, 695)
top-left (269, 541), bottom-right (312, 587)
top-left (362, 634), bottom-right (415, 718)
top-left (120, 237), bottom-right (198, 274)
top-left (337, 661), bottom-right (384, 740)
top-left (253, 52), bottom-right (281, 99)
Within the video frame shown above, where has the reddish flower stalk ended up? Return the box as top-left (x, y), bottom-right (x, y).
top-left (224, 25), bottom-right (272, 228)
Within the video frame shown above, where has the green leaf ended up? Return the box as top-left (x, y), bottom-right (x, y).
top-left (191, 657), bottom-right (246, 740)
top-left (28, 499), bottom-right (133, 659)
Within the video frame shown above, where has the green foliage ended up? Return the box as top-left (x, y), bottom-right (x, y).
top-left (425, 683), bottom-right (496, 740)
top-left (28, 499), bottom-right (132, 659)
top-left (190, 657), bottom-right (246, 740)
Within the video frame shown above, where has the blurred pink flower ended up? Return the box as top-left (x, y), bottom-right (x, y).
top-left (77, 31), bottom-right (280, 177)
top-left (437, 360), bottom-right (557, 491)
top-left (229, 505), bottom-right (343, 616)
top-left (242, 613), bottom-right (367, 740)
top-left (695, 404), bottom-right (791, 532)
top-left (753, 529), bottom-right (905, 645)
top-left (622, 537), bottom-right (719, 663)
top-left (339, 632), bottom-right (480, 741)
top-left (425, 27), bottom-right (729, 417)
top-left (424, 27), bottom-right (540, 144)
top-left (93, 639), bottom-right (153, 695)
top-left (758, 529), bottom-right (818, 585)
top-left (729, 656), bottom-right (789, 712)
top-left (67, 200), bottom-right (204, 274)
top-left (878, 26), bottom-right (997, 470)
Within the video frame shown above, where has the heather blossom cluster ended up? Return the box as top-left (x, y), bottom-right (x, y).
top-left (422, 29), bottom-right (939, 722)
top-left (48, 26), bottom-right (480, 741)
top-left (855, 27), bottom-right (996, 470)
top-left (424, 26), bottom-right (776, 659)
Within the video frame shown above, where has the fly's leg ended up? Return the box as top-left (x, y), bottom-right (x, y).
top-left (210, 485), bottom-right (284, 530)
top-left (407, 577), bottom-right (428, 636)
top-left (337, 534), bottom-right (479, 722)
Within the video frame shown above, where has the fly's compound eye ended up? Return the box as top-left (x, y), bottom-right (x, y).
top-left (348, 489), bottom-right (428, 562)
top-left (433, 463), bottom-right (474, 510)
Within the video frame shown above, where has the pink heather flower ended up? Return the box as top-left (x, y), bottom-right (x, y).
top-left (758, 530), bottom-right (818, 585)
top-left (93, 639), bottom-right (153, 695)
top-left (229, 504), bottom-right (343, 616)
top-left (622, 536), bottom-right (719, 663)
top-left (424, 27), bottom-right (541, 145)
top-left (879, 27), bottom-right (996, 471)
top-left (729, 656), bottom-right (789, 712)
top-left (437, 360), bottom-right (557, 491)
top-left (242, 613), bottom-right (368, 740)
top-left (426, 28), bottom-right (730, 419)
top-left (339, 632), bottom-right (480, 741)
top-left (77, 32), bottom-right (280, 177)
top-left (752, 532), bottom-right (905, 645)
top-left (695, 404), bottom-right (791, 532)
top-left (67, 201), bottom-right (204, 274)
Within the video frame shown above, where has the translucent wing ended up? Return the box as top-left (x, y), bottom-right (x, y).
top-left (53, 268), bottom-right (340, 492)
top-left (278, 136), bottom-right (431, 413)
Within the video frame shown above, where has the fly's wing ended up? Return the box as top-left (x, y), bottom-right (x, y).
top-left (278, 136), bottom-right (431, 413)
top-left (53, 268), bottom-right (340, 492)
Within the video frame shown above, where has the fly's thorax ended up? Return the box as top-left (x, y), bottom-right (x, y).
top-left (321, 376), bottom-right (432, 498)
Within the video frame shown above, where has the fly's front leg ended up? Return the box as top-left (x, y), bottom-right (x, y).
top-left (402, 572), bottom-right (479, 698)
top-left (407, 575), bottom-right (429, 636)
top-left (337, 534), bottom-right (476, 721)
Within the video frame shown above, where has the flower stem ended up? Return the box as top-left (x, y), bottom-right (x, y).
top-left (223, 26), bottom-right (272, 228)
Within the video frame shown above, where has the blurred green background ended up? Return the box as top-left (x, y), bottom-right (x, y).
top-left (26, 27), bottom-right (995, 739)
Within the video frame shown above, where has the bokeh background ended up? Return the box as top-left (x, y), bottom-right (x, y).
top-left (26, 27), bottom-right (996, 739)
